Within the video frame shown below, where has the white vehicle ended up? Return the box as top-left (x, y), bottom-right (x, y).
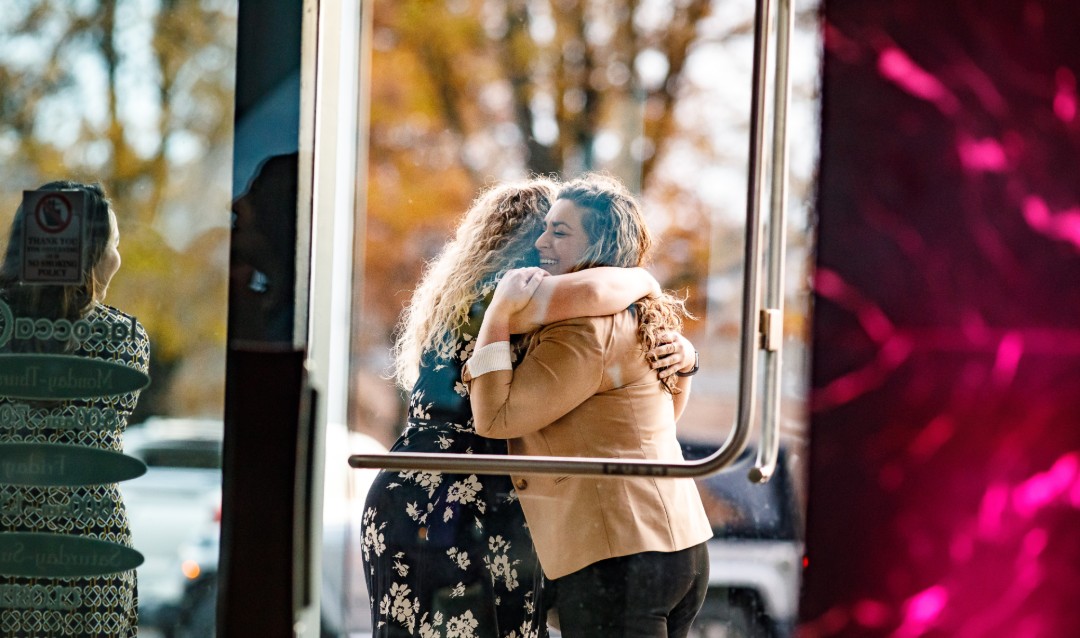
top-left (684, 443), bottom-right (804, 638)
top-left (122, 417), bottom-right (224, 635)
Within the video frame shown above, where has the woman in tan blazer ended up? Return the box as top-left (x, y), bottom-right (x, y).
top-left (465, 173), bottom-right (713, 638)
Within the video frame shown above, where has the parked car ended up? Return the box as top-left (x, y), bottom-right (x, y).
top-left (122, 417), bottom-right (224, 635)
top-left (683, 441), bottom-right (804, 638)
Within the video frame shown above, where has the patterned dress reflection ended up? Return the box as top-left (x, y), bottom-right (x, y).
top-left (0, 181), bottom-right (149, 637)
top-left (0, 305), bottom-right (149, 636)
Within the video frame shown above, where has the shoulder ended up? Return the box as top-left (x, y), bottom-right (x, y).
top-left (94, 303), bottom-right (141, 327)
top-left (535, 313), bottom-right (618, 348)
top-left (458, 281), bottom-right (496, 337)
top-left (610, 306), bottom-right (640, 332)
top-left (93, 303), bottom-right (149, 344)
top-left (540, 313), bottom-right (612, 332)
top-left (552, 308), bottom-right (636, 329)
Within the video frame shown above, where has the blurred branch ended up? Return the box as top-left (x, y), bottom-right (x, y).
top-left (640, 0), bottom-right (712, 183)
top-left (502, 0), bottom-right (559, 174)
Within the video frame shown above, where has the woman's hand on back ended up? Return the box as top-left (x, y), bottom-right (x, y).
top-left (648, 332), bottom-right (696, 379)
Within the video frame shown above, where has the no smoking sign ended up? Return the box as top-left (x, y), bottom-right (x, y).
top-left (20, 190), bottom-right (87, 284)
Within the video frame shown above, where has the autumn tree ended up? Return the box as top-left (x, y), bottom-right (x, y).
top-left (356, 0), bottom-right (822, 440)
top-left (364, 0), bottom-right (718, 337)
top-left (0, 1), bottom-right (237, 419)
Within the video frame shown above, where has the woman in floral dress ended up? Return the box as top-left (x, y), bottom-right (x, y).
top-left (360, 177), bottom-right (687, 638)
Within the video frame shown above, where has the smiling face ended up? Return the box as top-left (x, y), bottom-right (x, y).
top-left (534, 199), bottom-right (593, 275)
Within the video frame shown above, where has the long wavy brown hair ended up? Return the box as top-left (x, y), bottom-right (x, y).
top-left (555, 172), bottom-right (692, 394)
top-left (390, 176), bottom-right (559, 389)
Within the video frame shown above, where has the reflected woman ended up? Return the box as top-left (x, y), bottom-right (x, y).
top-left (361, 176), bottom-right (694, 638)
top-left (0, 181), bottom-right (150, 637)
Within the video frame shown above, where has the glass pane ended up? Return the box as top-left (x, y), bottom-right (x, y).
top-left (0, 2), bottom-right (236, 637)
top-left (345, 1), bottom-right (821, 636)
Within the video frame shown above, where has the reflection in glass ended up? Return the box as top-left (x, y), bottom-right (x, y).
top-left (802, 2), bottom-right (1080, 635)
top-left (228, 153), bottom-right (299, 348)
top-left (0, 2), bottom-right (236, 635)
top-left (0, 181), bottom-right (150, 636)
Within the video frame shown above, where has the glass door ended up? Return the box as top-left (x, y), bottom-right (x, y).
top-left (333, 1), bottom-right (824, 636)
top-left (0, 2), bottom-right (238, 637)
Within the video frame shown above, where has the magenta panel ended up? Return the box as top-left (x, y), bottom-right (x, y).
top-left (801, 1), bottom-right (1080, 636)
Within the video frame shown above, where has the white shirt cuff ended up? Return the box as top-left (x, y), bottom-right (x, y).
top-left (467, 341), bottom-right (513, 377)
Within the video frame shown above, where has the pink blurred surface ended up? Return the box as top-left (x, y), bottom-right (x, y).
top-left (801, 1), bottom-right (1080, 635)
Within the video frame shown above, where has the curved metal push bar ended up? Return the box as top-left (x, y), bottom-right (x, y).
top-left (748, 0), bottom-right (794, 484)
top-left (349, 0), bottom-right (783, 480)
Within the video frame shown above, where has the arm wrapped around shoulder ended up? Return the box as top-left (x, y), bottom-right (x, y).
top-left (467, 319), bottom-right (605, 439)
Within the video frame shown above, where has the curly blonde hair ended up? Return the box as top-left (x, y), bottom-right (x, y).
top-left (556, 173), bottom-right (692, 394)
top-left (390, 176), bottom-right (559, 389)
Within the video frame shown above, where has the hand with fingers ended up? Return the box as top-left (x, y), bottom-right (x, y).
top-left (490, 267), bottom-right (549, 317)
top-left (648, 332), bottom-right (699, 379)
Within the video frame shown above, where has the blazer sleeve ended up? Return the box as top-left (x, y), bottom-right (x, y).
top-left (468, 318), bottom-right (606, 439)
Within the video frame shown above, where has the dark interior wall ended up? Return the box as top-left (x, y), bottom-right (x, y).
top-left (803, 1), bottom-right (1080, 635)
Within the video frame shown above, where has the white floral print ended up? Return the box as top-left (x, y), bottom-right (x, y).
top-left (418, 611), bottom-right (444, 638)
top-left (380, 582), bottom-right (419, 634)
top-left (447, 547), bottom-right (471, 570)
top-left (361, 508), bottom-right (387, 561)
top-left (485, 536), bottom-right (521, 591)
top-left (361, 297), bottom-right (545, 637)
top-left (400, 470), bottom-right (444, 497)
top-left (447, 475), bottom-right (482, 505)
top-left (446, 610), bottom-right (479, 638)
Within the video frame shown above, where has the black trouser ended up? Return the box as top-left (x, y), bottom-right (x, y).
top-left (551, 542), bottom-right (710, 638)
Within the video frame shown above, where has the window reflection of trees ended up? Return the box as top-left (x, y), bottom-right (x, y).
top-left (0, 1), bottom-right (237, 420)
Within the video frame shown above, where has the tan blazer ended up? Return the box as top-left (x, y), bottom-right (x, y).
top-left (466, 310), bottom-right (713, 579)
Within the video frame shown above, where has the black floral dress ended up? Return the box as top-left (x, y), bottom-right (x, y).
top-left (0, 303), bottom-right (150, 637)
top-left (361, 296), bottom-right (546, 638)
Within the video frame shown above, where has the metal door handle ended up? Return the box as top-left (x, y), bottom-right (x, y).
top-left (749, 0), bottom-right (795, 484)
